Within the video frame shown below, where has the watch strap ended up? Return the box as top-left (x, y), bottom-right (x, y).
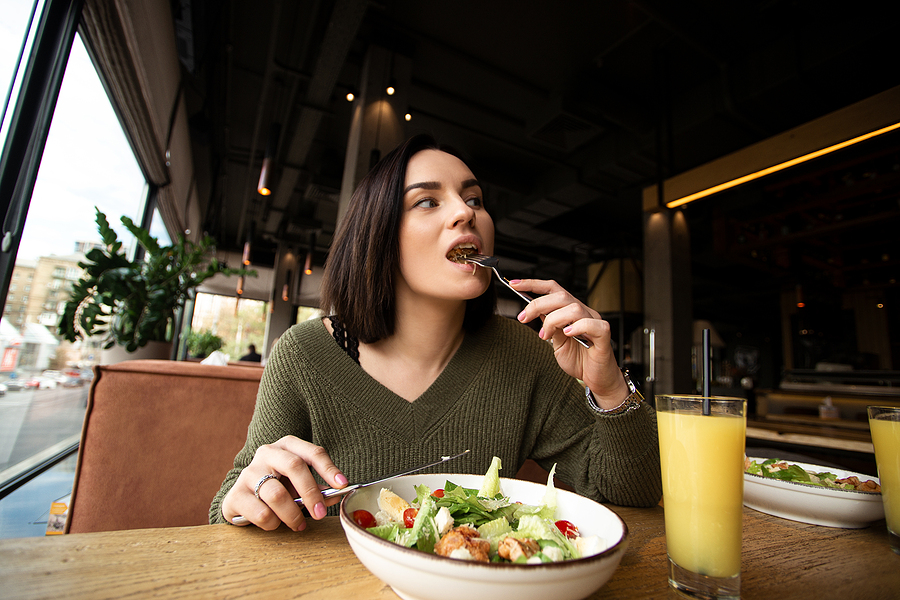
top-left (585, 370), bottom-right (643, 415)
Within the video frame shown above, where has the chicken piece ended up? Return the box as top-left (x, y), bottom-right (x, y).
top-left (434, 526), bottom-right (491, 563)
top-left (498, 537), bottom-right (540, 562)
top-left (837, 476), bottom-right (881, 493)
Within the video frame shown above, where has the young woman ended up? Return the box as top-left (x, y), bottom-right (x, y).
top-left (211, 135), bottom-right (661, 531)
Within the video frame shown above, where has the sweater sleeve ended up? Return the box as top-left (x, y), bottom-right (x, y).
top-left (209, 329), bottom-right (312, 524)
top-left (511, 324), bottom-right (662, 508)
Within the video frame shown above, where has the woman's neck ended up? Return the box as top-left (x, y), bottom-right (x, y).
top-left (359, 295), bottom-right (467, 401)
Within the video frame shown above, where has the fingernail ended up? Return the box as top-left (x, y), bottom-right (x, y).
top-left (296, 520), bottom-right (307, 532)
top-left (509, 279), bottom-right (521, 285)
top-left (517, 310), bottom-right (526, 322)
top-left (563, 326), bottom-right (572, 334)
top-left (335, 473), bottom-right (348, 486)
top-left (538, 327), bottom-right (544, 339)
top-left (314, 502), bottom-right (327, 519)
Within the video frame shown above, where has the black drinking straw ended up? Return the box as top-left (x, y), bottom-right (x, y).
top-left (702, 328), bottom-right (711, 415)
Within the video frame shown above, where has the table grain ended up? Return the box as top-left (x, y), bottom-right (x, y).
top-left (1, 506), bottom-right (898, 599)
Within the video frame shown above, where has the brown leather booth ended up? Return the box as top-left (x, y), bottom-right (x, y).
top-left (65, 360), bottom-right (262, 533)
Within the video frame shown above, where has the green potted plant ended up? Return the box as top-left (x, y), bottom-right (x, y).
top-left (184, 330), bottom-right (224, 359)
top-left (60, 208), bottom-right (255, 353)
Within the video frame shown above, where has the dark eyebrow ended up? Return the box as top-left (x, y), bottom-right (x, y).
top-left (403, 178), bottom-right (482, 195)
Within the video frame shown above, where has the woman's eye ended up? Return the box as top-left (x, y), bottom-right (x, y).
top-left (466, 196), bottom-right (483, 208)
top-left (413, 198), bottom-right (437, 208)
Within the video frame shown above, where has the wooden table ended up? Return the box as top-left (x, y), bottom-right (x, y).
top-left (2, 506), bottom-right (898, 599)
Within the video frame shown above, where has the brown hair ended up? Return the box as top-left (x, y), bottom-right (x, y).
top-left (320, 134), bottom-right (496, 343)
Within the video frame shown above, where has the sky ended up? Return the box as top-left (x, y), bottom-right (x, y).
top-left (1, 0), bottom-right (148, 263)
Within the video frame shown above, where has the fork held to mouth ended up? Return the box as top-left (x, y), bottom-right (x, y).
top-left (463, 254), bottom-right (592, 349)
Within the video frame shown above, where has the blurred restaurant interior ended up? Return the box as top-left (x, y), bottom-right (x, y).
top-left (1, 0), bottom-right (899, 533)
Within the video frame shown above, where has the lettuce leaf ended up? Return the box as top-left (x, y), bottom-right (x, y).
top-left (511, 514), bottom-right (580, 560)
top-left (478, 456), bottom-right (502, 498)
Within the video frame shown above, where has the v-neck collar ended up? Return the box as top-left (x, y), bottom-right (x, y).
top-left (307, 317), bottom-right (498, 442)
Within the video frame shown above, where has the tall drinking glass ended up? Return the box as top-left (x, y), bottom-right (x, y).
top-left (657, 395), bottom-right (746, 600)
top-left (867, 405), bottom-right (900, 554)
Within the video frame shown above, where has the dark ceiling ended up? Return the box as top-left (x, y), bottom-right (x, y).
top-left (173, 0), bottom-right (900, 320)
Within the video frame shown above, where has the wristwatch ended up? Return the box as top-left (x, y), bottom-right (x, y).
top-left (585, 370), bottom-right (643, 416)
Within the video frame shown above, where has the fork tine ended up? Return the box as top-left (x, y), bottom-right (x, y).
top-left (462, 253), bottom-right (499, 267)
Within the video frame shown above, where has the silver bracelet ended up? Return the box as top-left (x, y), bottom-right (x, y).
top-left (585, 370), bottom-right (643, 415)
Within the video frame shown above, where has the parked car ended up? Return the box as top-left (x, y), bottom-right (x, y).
top-left (0, 383), bottom-right (6, 396)
top-left (59, 375), bottom-right (83, 387)
top-left (25, 377), bottom-right (58, 389)
top-left (4, 379), bottom-right (24, 391)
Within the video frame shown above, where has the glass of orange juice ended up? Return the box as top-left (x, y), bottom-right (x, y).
top-left (657, 395), bottom-right (746, 600)
top-left (867, 405), bottom-right (900, 555)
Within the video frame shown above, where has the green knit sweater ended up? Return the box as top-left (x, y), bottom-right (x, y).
top-left (209, 315), bottom-right (662, 524)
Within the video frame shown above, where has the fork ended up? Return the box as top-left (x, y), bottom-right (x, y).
top-left (463, 254), bottom-right (592, 348)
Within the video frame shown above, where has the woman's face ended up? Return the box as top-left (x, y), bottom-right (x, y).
top-left (396, 149), bottom-right (494, 303)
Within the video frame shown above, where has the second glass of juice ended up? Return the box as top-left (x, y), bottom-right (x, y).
top-left (867, 405), bottom-right (900, 555)
top-left (657, 395), bottom-right (746, 600)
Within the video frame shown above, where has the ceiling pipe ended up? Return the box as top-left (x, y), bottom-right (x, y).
top-left (266, 0), bottom-right (369, 240)
top-left (236, 0), bottom-right (283, 246)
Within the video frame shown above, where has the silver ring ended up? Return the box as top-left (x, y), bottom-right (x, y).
top-left (254, 473), bottom-right (279, 499)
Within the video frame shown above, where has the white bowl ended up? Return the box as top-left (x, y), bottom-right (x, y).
top-left (339, 473), bottom-right (628, 600)
top-left (743, 458), bottom-right (884, 528)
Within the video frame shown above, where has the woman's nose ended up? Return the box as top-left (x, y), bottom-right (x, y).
top-left (449, 197), bottom-right (476, 228)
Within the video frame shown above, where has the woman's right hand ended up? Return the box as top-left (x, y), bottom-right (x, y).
top-left (220, 436), bottom-right (348, 531)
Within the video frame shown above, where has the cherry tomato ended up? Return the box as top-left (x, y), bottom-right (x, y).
top-left (353, 510), bottom-right (376, 529)
top-left (432, 489), bottom-right (445, 498)
top-left (555, 519), bottom-right (580, 539)
top-left (403, 507), bottom-right (419, 528)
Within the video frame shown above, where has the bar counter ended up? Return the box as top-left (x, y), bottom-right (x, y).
top-left (2, 504), bottom-right (897, 599)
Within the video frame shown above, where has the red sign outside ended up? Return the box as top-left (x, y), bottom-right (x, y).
top-left (1, 347), bottom-right (18, 372)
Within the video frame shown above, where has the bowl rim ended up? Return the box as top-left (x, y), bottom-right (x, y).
top-left (338, 473), bottom-right (629, 570)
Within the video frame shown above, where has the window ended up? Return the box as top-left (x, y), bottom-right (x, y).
top-left (0, 8), bottom-right (148, 500)
top-left (0, 1), bottom-right (39, 149)
top-left (189, 293), bottom-right (268, 360)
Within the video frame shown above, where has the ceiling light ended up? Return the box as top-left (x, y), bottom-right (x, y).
top-left (257, 123), bottom-right (281, 196)
top-left (386, 79), bottom-right (396, 95)
top-left (404, 113), bottom-right (411, 121)
top-left (346, 91), bottom-right (355, 102)
top-left (666, 121), bottom-right (900, 209)
top-left (282, 269), bottom-right (292, 302)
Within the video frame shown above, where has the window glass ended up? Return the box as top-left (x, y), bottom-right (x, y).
top-left (0, 31), bottom-right (146, 476)
top-left (189, 293), bottom-right (268, 361)
top-left (0, 0), bottom-right (42, 149)
top-left (148, 206), bottom-right (171, 246)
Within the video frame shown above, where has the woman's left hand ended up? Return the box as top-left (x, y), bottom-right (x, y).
top-left (511, 278), bottom-right (629, 409)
